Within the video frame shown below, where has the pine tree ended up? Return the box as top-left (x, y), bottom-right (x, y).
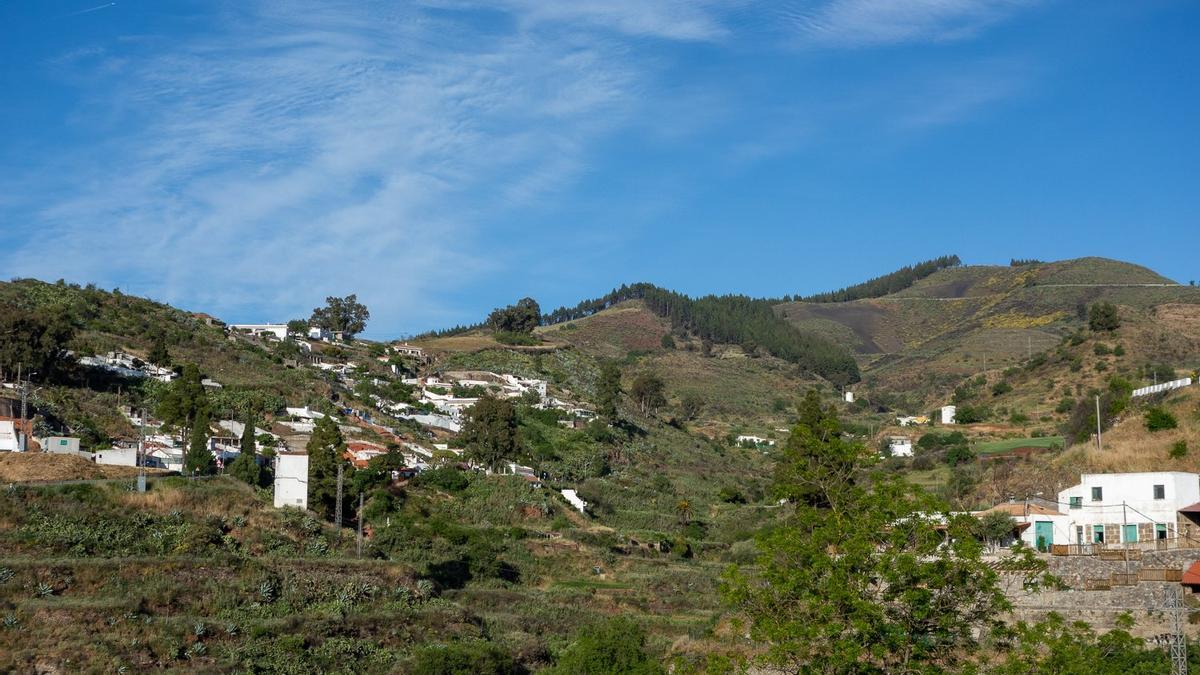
top-left (185, 410), bottom-right (215, 475)
top-left (596, 361), bottom-right (621, 421)
top-left (306, 414), bottom-right (346, 519)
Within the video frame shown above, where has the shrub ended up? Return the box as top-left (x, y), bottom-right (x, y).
top-left (410, 642), bottom-right (519, 675)
top-left (547, 617), bottom-right (664, 675)
top-left (717, 487), bottom-right (746, 504)
top-left (1144, 407), bottom-right (1178, 432)
top-left (1170, 441), bottom-right (1188, 459)
top-left (1088, 303), bottom-right (1120, 332)
top-left (1093, 343), bottom-right (1110, 356)
top-left (992, 381), bottom-right (1013, 397)
top-left (414, 467), bottom-right (471, 492)
top-left (1113, 344), bottom-right (1125, 357)
top-left (945, 446), bottom-right (976, 466)
top-left (1055, 398), bottom-right (1076, 414)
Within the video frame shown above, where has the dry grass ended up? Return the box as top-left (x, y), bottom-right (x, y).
top-left (0, 453), bottom-right (165, 482)
top-left (1058, 388), bottom-right (1200, 474)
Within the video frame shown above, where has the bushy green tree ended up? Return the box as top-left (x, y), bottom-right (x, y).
top-left (227, 450), bottom-right (262, 486)
top-left (975, 510), bottom-right (1016, 550)
top-left (309, 294), bottom-right (370, 339)
top-left (0, 306), bottom-right (75, 383)
top-left (1088, 302), bottom-right (1121, 332)
top-left (725, 394), bottom-right (1009, 671)
top-left (630, 373), bottom-right (666, 416)
top-left (459, 396), bottom-right (520, 471)
top-left (547, 617), bottom-right (664, 675)
top-left (487, 297), bottom-right (541, 334)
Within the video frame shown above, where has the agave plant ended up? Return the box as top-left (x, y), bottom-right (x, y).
top-left (35, 582), bottom-right (54, 598)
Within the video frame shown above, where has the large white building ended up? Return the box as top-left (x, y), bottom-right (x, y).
top-left (274, 453), bottom-right (310, 509)
top-left (1056, 472), bottom-right (1200, 546)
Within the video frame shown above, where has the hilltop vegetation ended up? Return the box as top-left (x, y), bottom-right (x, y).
top-left (795, 254), bottom-right (962, 303)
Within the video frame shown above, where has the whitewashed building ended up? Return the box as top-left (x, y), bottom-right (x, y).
top-left (887, 436), bottom-right (913, 458)
top-left (41, 437), bottom-right (81, 454)
top-left (274, 453), bottom-right (310, 509)
top-left (1057, 472), bottom-right (1200, 545)
top-left (0, 421), bottom-right (20, 452)
top-left (974, 501), bottom-right (1073, 551)
top-left (230, 323), bottom-right (289, 340)
top-left (940, 405), bottom-right (957, 425)
top-left (94, 447), bottom-right (139, 467)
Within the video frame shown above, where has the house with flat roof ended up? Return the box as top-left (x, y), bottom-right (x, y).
top-left (1057, 472), bottom-right (1200, 546)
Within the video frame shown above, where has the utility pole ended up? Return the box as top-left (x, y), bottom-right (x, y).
top-left (1166, 585), bottom-right (1188, 675)
top-left (1122, 502), bottom-right (1129, 577)
top-left (334, 463), bottom-right (344, 535)
top-left (356, 493), bottom-right (364, 558)
top-left (137, 408), bottom-right (147, 493)
top-left (1095, 396), bottom-right (1103, 452)
top-left (17, 364), bottom-right (26, 452)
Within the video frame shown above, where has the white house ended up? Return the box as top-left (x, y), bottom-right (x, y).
top-left (940, 405), bottom-right (957, 425)
top-left (308, 327), bottom-right (333, 342)
top-left (1056, 472), bottom-right (1200, 545)
top-left (0, 421), bottom-right (20, 452)
top-left (975, 501), bottom-right (1073, 551)
top-left (392, 343), bottom-right (426, 359)
top-left (844, 391), bottom-right (855, 403)
top-left (94, 446), bottom-right (139, 467)
top-left (230, 323), bottom-right (289, 340)
top-left (274, 453), bottom-right (310, 509)
top-left (40, 437), bottom-right (81, 455)
top-left (887, 436), bottom-right (913, 458)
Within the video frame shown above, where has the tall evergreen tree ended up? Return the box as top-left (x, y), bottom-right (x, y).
top-left (157, 363), bottom-right (209, 468)
top-left (596, 361), bottom-right (622, 421)
top-left (306, 414), bottom-right (346, 519)
top-left (185, 410), bottom-right (216, 475)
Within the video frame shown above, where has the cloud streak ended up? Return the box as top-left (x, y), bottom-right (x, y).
top-left (782, 0), bottom-right (1038, 47)
top-left (4, 1), bottom-right (642, 335)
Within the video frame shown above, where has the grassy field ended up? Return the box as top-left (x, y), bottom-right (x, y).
top-left (974, 436), bottom-right (1065, 455)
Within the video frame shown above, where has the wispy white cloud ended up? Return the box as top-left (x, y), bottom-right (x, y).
top-left (434, 0), bottom-right (737, 42)
top-left (783, 0), bottom-right (1038, 47)
top-left (3, 1), bottom-right (644, 334)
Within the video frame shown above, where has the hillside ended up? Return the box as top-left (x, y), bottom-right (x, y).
top-left (777, 258), bottom-right (1200, 405)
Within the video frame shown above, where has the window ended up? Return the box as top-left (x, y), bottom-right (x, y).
top-left (1153, 484), bottom-right (1165, 500)
top-left (1069, 496), bottom-right (1082, 509)
top-left (1093, 525), bottom-right (1105, 543)
top-left (1091, 487), bottom-right (1103, 502)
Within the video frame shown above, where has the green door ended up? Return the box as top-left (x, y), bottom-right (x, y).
top-left (1156, 523), bottom-right (1168, 540)
top-left (1093, 525), bottom-right (1105, 543)
top-left (1123, 524), bottom-right (1138, 543)
top-left (1035, 521), bottom-right (1053, 552)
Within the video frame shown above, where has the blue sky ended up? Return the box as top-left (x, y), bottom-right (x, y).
top-left (1, 0), bottom-right (1197, 338)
